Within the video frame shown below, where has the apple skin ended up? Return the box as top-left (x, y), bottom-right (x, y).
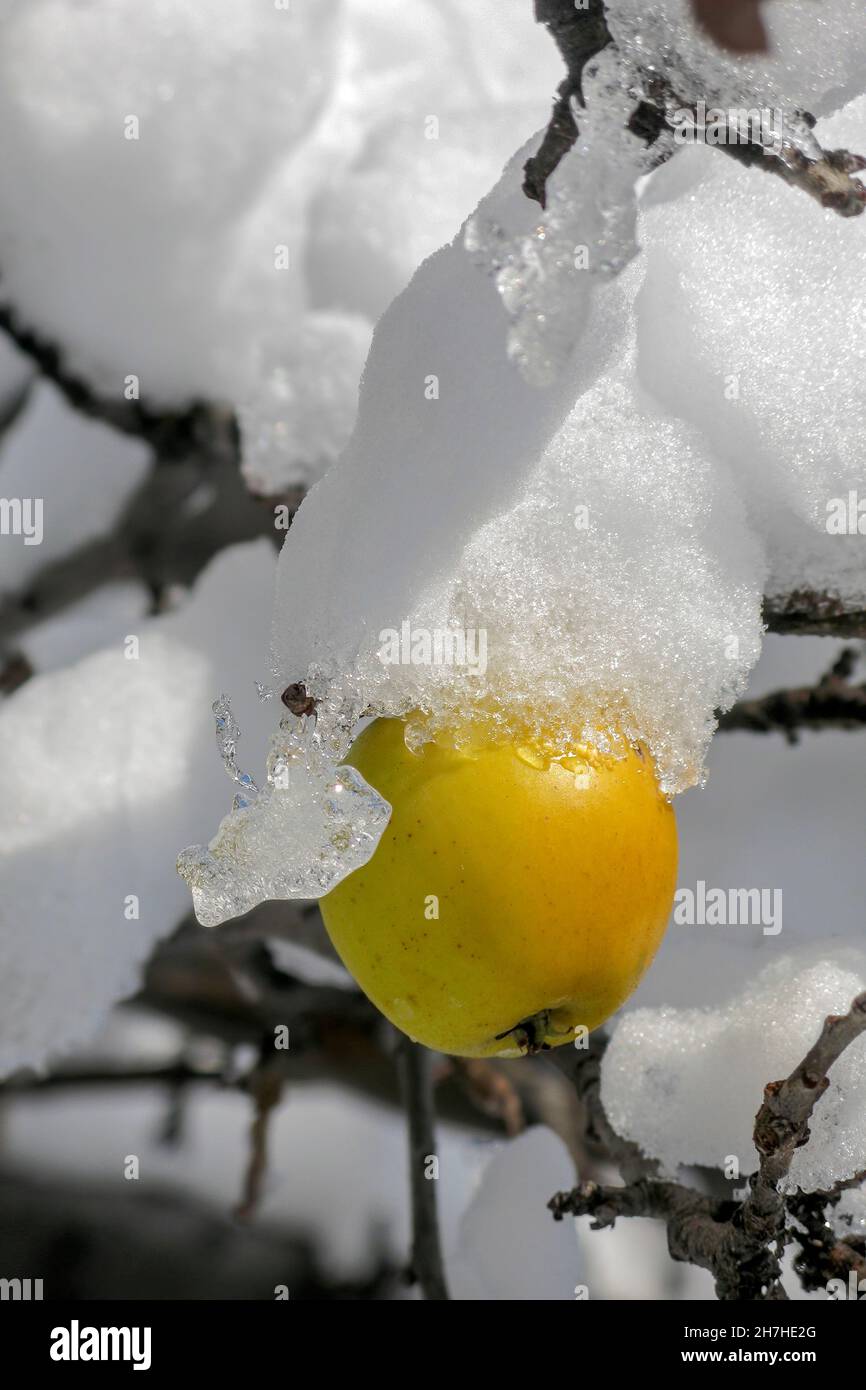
top-left (320, 718), bottom-right (677, 1058)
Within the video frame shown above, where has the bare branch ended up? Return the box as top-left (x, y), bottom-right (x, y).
top-left (718, 647), bottom-right (866, 740)
top-left (397, 1038), bottom-right (450, 1300)
top-left (235, 1061), bottom-right (285, 1222)
top-left (763, 590), bottom-right (866, 640)
top-left (0, 303), bottom-right (238, 461)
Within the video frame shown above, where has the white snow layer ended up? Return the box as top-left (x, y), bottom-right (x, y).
top-left (0, 0), bottom-right (560, 489)
top-left (601, 951), bottom-right (866, 1193)
top-left (183, 11), bottom-right (866, 927)
top-left (447, 1127), bottom-right (584, 1300)
top-left (0, 541), bottom-right (277, 1078)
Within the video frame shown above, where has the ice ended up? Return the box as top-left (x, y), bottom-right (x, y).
top-left (601, 951), bottom-right (866, 1192)
top-left (310, 105), bottom-right (557, 325)
top-left (0, 540), bottom-right (276, 1077)
top-left (447, 1127), bottom-right (584, 1301)
top-left (177, 706), bottom-right (391, 929)
top-left (608, 0), bottom-right (866, 125)
top-left (466, 48), bottom-right (673, 387)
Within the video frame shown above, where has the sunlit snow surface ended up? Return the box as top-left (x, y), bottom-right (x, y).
top-left (0, 0), bottom-right (560, 490)
top-left (601, 950), bottom-right (866, 1192)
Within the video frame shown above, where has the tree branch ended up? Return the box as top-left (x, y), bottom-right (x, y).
top-left (0, 302), bottom-right (238, 462)
top-left (763, 590), bottom-right (866, 640)
top-left (550, 992), bottom-right (866, 1299)
top-left (718, 647), bottom-right (866, 740)
top-left (397, 1038), bottom-right (450, 1300)
top-left (528, 1), bottom-right (866, 218)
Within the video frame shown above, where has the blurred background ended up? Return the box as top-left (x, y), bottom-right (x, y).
top-left (0, 0), bottom-right (862, 1300)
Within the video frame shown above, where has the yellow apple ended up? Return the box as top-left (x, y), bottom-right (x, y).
top-left (320, 718), bottom-right (677, 1058)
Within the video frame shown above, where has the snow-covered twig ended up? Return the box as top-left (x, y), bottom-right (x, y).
top-left (528, 0), bottom-right (866, 216)
top-left (397, 1039), bottom-right (450, 1301)
top-left (718, 647), bottom-right (866, 740)
top-left (742, 990), bottom-right (866, 1244)
top-left (550, 995), bottom-right (866, 1300)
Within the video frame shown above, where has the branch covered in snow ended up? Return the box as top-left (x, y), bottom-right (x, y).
top-left (718, 647), bottom-right (866, 739)
top-left (742, 989), bottom-right (866, 1245)
top-left (551, 994), bottom-right (866, 1300)
top-left (527, 0), bottom-right (866, 215)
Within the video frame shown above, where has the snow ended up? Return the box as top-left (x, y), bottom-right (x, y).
top-left (609, 0), bottom-right (866, 124)
top-left (18, 581), bottom-right (150, 673)
top-left (447, 1126), bottom-right (584, 1300)
top-left (636, 96), bottom-right (866, 611)
top-left (0, 382), bottom-right (150, 596)
top-left (0, 0), bottom-right (561, 490)
top-left (0, 540), bottom-right (276, 1078)
top-left (601, 950), bottom-right (866, 1193)
top-left (268, 936), bottom-right (354, 992)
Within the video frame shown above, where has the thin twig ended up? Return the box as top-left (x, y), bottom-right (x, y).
top-left (529, 1), bottom-right (866, 218)
top-left (718, 647), bottom-right (866, 740)
top-left (235, 1061), bottom-right (285, 1222)
top-left (397, 1038), bottom-right (449, 1300)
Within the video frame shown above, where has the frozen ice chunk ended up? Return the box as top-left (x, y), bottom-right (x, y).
top-left (467, 49), bottom-right (670, 387)
top-left (177, 705), bottom-right (390, 929)
top-left (608, 0), bottom-right (866, 124)
top-left (601, 950), bottom-right (866, 1192)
